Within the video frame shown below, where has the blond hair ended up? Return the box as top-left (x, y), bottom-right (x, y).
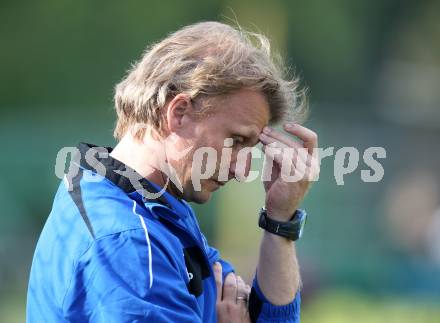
top-left (114, 21), bottom-right (307, 140)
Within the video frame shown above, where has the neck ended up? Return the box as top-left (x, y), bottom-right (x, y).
top-left (110, 134), bottom-right (168, 189)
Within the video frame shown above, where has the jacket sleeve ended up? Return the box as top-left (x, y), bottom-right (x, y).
top-left (62, 228), bottom-right (202, 323)
top-left (206, 242), bottom-right (300, 323)
top-left (249, 276), bottom-right (301, 323)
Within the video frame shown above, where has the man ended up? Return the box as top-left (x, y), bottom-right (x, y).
top-left (27, 21), bottom-right (319, 322)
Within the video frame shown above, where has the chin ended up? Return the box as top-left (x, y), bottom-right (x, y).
top-left (181, 180), bottom-right (217, 204)
top-left (189, 190), bottom-right (212, 204)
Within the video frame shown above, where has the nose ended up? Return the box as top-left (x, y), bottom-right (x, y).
top-left (229, 150), bottom-right (252, 181)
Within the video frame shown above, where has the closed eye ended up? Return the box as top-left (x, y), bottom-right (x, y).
top-left (232, 135), bottom-right (245, 146)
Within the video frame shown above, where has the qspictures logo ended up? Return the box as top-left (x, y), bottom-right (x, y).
top-left (54, 135), bottom-right (386, 201)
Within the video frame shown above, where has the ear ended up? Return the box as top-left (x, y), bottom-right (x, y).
top-left (166, 93), bottom-right (193, 133)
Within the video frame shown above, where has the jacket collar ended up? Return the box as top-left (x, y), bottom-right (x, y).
top-left (76, 142), bottom-right (178, 210)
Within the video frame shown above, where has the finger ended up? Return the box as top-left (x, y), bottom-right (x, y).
top-left (304, 157), bottom-right (320, 182)
top-left (262, 127), bottom-right (303, 150)
top-left (263, 147), bottom-right (308, 181)
top-left (260, 132), bottom-right (316, 171)
top-left (283, 123), bottom-right (318, 154)
top-left (260, 135), bottom-right (308, 165)
top-left (213, 262), bottom-right (223, 301)
top-left (262, 142), bottom-right (308, 170)
top-left (298, 153), bottom-right (319, 182)
top-left (236, 277), bottom-right (250, 318)
top-left (262, 144), bottom-right (294, 171)
top-left (260, 132), bottom-right (302, 151)
top-left (222, 272), bottom-right (237, 301)
top-left (236, 276), bottom-right (248, 300)
top-left (261, 145), bottom-right (280, 183)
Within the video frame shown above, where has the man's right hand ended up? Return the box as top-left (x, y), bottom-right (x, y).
top-left (213, 262), bottom-right (251, 323)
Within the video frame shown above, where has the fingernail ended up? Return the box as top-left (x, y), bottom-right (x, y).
top-left (284, 123), bottom-right (294, 129)
top-left (263, 127), bottom-right (271, 134)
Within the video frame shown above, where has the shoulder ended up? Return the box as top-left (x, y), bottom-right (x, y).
top-left (50, 174), bottom-right (183, 260)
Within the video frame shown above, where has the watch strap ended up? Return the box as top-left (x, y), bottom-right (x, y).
top-left (258, 208), bottom-right (307, 241)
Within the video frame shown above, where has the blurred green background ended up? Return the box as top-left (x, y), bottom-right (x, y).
top-left (1, 0), bottom-right (440, 322)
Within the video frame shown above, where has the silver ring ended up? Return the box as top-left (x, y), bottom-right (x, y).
top-left (236, 296), bottom-right (248, 302)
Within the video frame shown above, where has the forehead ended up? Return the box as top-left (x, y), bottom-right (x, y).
top-left (213, 89), bottom-right (270, 132)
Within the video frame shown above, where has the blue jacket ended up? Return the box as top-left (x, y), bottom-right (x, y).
top-left (27, 143), bottom-right (301, 322)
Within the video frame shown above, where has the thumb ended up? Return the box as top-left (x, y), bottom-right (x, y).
top-left (213, 262), bottom-right (223, 301)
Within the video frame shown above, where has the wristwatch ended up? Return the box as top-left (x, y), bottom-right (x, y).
top-left (258, 208), bottom-right (307, 241)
